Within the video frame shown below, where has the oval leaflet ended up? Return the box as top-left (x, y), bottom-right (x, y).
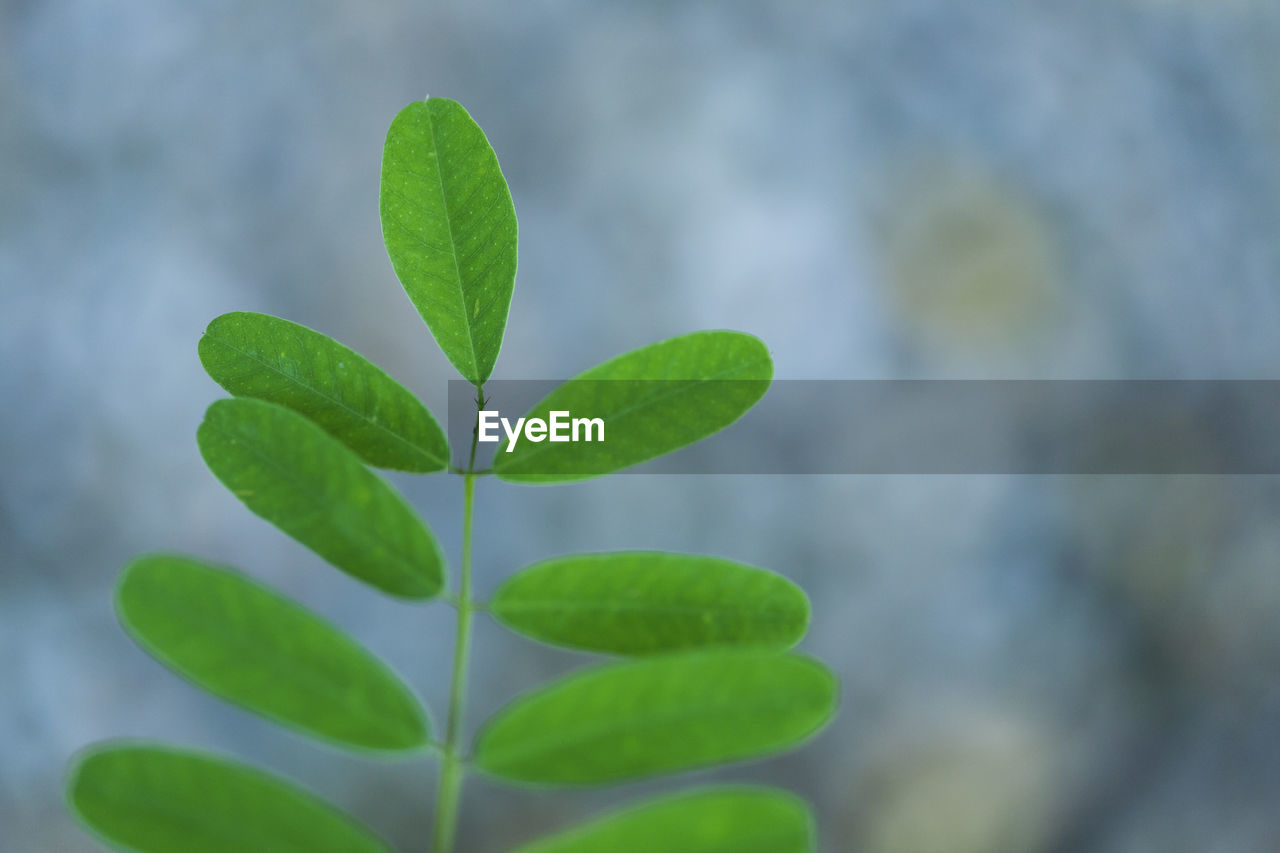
top-left (512, 786), bottom-right (814, 853)
top-left (491, 551), bottom-right (810, 655)
top-left (473, 650), bottom-right (837, 785)
top-left (199, 311), bottom-right (449, 473)
top-left (380, 98), bottom-right (517, 385)
top-left (494, 330), bottom-right (772, 483)
top-left (197, 397), bottom-right (445, 599)
top-left (68, 743), bottom-right (393, 853)
top-left (117, 554), bottom-right (430, 752)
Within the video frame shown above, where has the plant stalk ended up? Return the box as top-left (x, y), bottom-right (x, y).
top-left (432, 390), bottom-right (483, 853)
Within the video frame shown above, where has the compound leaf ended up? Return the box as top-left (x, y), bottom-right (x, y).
top-left (197, 397), bottom-right (444, 599)
top-left (473, 650), bottom-right (837, 785)
top-left (117, 555), bottom-right (429, 753)
top-left (380, 97), bottom-right (517, 385)
top-left (490, 552), bottom-right (809, 655)
top-left (67, 742), bottom-right (392, 853)
top-left (493, 331), bottom-right (771, 483)
top-left (512, 786), bottom-right (814, 853)
top-left (199, 312), bottom-right (449, 473)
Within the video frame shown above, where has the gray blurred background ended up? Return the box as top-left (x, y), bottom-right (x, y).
top-left (5, 1), bottom-right (1280, 851)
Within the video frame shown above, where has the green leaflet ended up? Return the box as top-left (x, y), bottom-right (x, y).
top-left (380, 98), bottom-right (517, 385)
top-left (473, 650), bottom-right (837, 785)
top-left (490, 552), bottom-right (810, 655)
top-left (512, 787), bottom-right (814, 853)
top-left (197, 398), bottom-right (444, 599)
top-left (67, 743), bottom-right (392, 853)
top-left (199, 312), bottom-right (449, 473)
top-left (493, 331), bottom-right (772, 483)
top-left (117, 555), bottom-right (429, 753)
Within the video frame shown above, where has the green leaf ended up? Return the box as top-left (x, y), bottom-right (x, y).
top-left (116, 554), bottom-right (429, 752)
top-left (473, 650), bottom-right (837, 785)
top-left (492, 331), bottom-right (772, 483)
top-left (198, 312), bottom-right (449, 473)
top-left (67, 742), bottom-right (392, 853)
top-left (197, 397), bottom-right (444, 599)
top-left (512, 787), bottom-right (814, 853)
top-left (380, 97), bottom-right (517, 385)
top-left (490, 552), bottom-right (809, 655)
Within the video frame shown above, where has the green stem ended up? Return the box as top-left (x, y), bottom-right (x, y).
top-left (433, 390), bottom-right (482, 853)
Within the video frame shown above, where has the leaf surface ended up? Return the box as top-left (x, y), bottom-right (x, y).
top-left (490, 552), bottom-right (809, 655)
top-left (68, 743), bottom-right (392, 853)
top-left (512, 787), bottom-right (814, 853)
top-left (493, 331), bottom-right (771, 483)
top-left (473, 650), bottom-right (837, 785)
top-left (197, 398), bottom-right (444, 599)
top-left (380, 97), bottom-right (517, 385)
top-left (199, 312), bottom-right (448, 472)
top-left (117, 555), bottom-right (429, 752)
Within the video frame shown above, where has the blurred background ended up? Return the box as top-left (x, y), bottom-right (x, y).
top-left (5, 1), bottom-right (1280, 850)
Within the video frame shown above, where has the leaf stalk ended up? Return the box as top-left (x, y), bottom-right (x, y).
top-left (432, 390), bottom-right (482, 852)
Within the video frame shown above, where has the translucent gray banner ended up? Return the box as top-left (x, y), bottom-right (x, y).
top-left (447, 380), bottom-right (1280, 474)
